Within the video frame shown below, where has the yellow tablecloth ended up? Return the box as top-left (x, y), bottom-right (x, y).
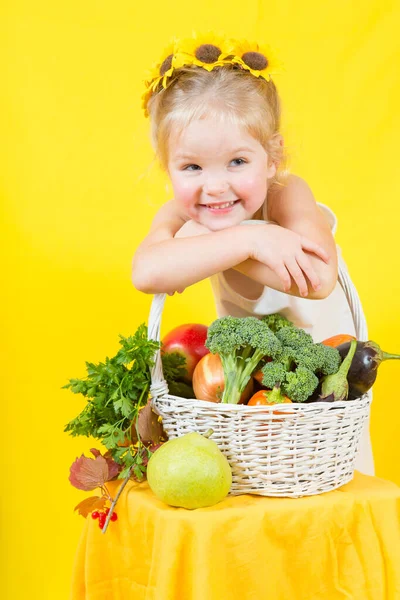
top-left (71, 472), bottom-right (400, 600)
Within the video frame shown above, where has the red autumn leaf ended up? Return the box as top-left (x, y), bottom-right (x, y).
top-left (106, 457), bottom-right (120, 480)
top-left (74, 496), bottom-right (107, 518)
top-left (92, 448), bottom-right (120, 480)
top-left (69, 454), bottom-right (109, 491)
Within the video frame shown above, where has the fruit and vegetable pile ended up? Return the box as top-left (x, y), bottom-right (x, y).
top-left (65, 314), bottom-right (399, 530)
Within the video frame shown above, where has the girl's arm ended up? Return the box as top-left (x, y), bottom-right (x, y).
top-left (132, 194), bottom-right (330, 297)
top-left (229, 176), bottom-right (338, 298)
top-left (132, 201), bottom-right (251, 295)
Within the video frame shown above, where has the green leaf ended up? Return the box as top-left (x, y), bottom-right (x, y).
top-left (113, 395), bottom-right (132, 418)
top-left (161, 352), bottom-right (188, 382)
top-left (112, 446), bottom-right (130, 463)
top-left (133, 465), bottom-right (145, 480)
top-left (119, 465), bottom-right (134, 479)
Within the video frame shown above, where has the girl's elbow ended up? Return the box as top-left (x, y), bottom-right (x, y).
top-left (310, 269), bottom-right (338, 299)
top-left (132, 264), bottom-right (175, 295)
top-left (132, 270), bottom-right (151, 294)
top-left (131, 259), bottom-right (155, 294)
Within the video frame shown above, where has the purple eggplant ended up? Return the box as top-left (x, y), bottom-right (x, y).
top-left (337, 340), bottom-right (400, 399)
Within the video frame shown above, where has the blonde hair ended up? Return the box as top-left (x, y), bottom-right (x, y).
top-left (147, 65), bottom-right (288, 184)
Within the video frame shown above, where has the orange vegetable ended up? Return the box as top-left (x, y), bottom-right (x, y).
top-left (253, 357), bottom-right (273, 385)
top-left (192, 353), bottom-right (253, 403)
top-left (247, 388), bottom-right (292, 406)
top-left (253, 370), bottom-right (264, 385)
top-left (321, 334), bottom-right (356, 348)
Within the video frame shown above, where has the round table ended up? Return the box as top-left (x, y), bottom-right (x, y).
top-left (71, 472), bottom-right (400, 599)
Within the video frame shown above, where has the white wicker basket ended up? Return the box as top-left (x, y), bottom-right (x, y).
top-left (148, 264), bottom-right (372, 497)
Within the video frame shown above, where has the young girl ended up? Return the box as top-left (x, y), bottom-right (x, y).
top-left (132, 34), bottom-right (374, 475)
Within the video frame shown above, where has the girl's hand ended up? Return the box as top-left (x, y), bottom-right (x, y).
top-left (245, 223), bottom-right (330, 297)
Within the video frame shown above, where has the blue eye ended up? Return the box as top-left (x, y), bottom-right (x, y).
top-left (183, 164), bottom-right (201, 171)
top-left (231, 158), bottom-right (247, 166)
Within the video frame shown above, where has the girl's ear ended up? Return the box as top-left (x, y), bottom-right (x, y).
top-left (267, 159), bottom-right (277, 180)
top-left (267, 133), bottom-right (284, 174)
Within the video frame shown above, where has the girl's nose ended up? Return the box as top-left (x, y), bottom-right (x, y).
top-left (203, 178), bottom-right (229, 196)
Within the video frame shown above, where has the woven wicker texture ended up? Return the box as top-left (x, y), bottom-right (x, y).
top-left (148, 262), bottom-right (372, 497)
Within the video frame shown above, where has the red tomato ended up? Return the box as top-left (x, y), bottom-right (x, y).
top-left (247, 389), bottom-right (292, 406)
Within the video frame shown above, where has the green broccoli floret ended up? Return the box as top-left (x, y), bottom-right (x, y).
top-left (261, 361), bottom-right (319, 403)
top-left (313, 343), bottom-right (342, 376)
top-left (261, 362), bottom-right (288, 389)
top-left (205, 316), bottom-right (282, 404)
top-left (261, 326), bottom-right (341, 402)
top-left (276, 326), bottom-right (314, 349)
top-left (284, 367), bottom-right (319, 403)
top-left (276, 327), bottom-right (341, 376)
top-left (261, 313), bottom-right (293, 333)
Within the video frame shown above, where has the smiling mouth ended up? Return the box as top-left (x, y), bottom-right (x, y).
top-left (203, 200), bottom-right (239, 210)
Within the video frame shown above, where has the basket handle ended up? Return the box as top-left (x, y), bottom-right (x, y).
top-left (148, 260), bottom-right (369, 393)
top-left (148, 293), bottom-right (168, 396)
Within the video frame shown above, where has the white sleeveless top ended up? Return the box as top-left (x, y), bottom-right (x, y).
top-left (210, 203), bottom-right (374, 475)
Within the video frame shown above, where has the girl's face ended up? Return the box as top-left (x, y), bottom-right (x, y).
top-left (167, 117), bottom-right (276, 231)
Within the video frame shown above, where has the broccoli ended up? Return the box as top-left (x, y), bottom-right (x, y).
top-left (275, 326), bottom-right (314, 348)
top-left (261, 359), bottom-right (319, 403)
top-left (261, 313), bottom-right (293, 333)
top-left (276, 327), bottom-right (341, 376)
top-left (283, 366), bottom-right (319, 403)
top-left (261, 326), bottom-right (342, 402)
top-left (205, 316), bottom-right (282, 404)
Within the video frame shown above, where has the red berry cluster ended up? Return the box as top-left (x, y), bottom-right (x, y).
top-left (92, 508), bottom-right (118, 529)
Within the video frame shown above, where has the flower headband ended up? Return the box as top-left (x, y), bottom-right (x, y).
top-left (142, 33), bottom-right (283, 117)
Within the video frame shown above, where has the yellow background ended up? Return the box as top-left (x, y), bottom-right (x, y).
top-left (2, 1), bottom-right (399, 598)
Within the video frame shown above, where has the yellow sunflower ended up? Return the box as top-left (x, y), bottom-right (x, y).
top-left (174, 31), bottom-right (235, 72)
top-left (229, 39), bottom-right (283, 80)
top-left (141, 83), bottom-right (153, 117)
top-left (143, 38), bottom-right (180, 91)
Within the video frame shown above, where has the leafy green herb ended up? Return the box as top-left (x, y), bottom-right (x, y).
top-left (161, 351), bottom-right (187, 383)
top-left (64, 323), bottom-right (187, 475)
top-left (64, 325), bottom-right (158, 443)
